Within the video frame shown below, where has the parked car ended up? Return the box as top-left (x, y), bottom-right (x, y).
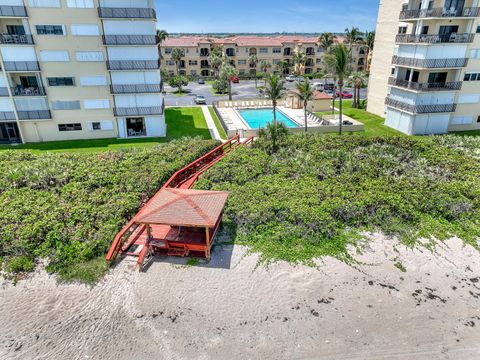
top-left (295, 76), bottom-right (306, 83)
top-left (194, 95), bottom-right (207, 105)
top-left (314, 83), bottom-right (324, 91)
top-left (198, 78), bottom-right (205, 85)
top-left (336, 91), bottom-right (353, 99)
top-left (325, 90), bottom-right (335, 97)
top-left (324, 83), bottom-right (335, 91)
top-left (343, 120), bottom-right (353, 125)
top-left (285, 75), bottom-right (295, 82)
top-left (231, 76), bottom-right (239, 83)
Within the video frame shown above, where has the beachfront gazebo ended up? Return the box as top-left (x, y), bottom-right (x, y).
top-left (127, 188), bottom-right (228, 260)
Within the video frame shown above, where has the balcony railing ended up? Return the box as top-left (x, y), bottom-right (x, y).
top-left (98, 7), bottom-right (156, 19)
top-left (0, 111), bottom-right (16, 120)
top-left (385, 97), bottom-right (456, 114)
top-left (400, 7), bottom-right (480, 20)
top-left (396, 33), bottom-right (474, 44)
top-left (11, 86), bottom-right (46, 96)
top-left (110, 83), bottom-right (162, 94)
top-left (17, 110), bottom-right (51, 120)
top-left (0, 5), bottom-right (27, 17)
top-left (114, 106), bottom-right (164, 117)
top-left (107, 60), bottom-right (160, 70)
top-left (388, 77), bottom-right (462, 91)
top-left (4, 61), bottom-right (40, 72)
top-left (201, 64), bottom-right (210, 69)
top-left (0, 87), bottom-right (9, 96)
top-left (200, 52), bottom-right (210, 57)
top-left (0, 34), bottom-right (34, 45)
top-left (392, 56), bottom-right (468, 68)
top-left (103, 35), bottom-right (159, 45)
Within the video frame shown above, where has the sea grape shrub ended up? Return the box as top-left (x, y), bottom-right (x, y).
top-left (0, 139), bottom-right (216, 282)
top-left (196, 134), bottom-right (480, 264)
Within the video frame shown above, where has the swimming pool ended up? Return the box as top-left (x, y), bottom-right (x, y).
top-left (238, 108), bottom-right (299, 129)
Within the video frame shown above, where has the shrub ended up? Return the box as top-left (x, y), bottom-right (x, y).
top-left (212, 79), bottom-right (228, 94)
top-left (196, 134), bottom-right (480, 264)
top-left (0, 138), bottom-right (217, 282)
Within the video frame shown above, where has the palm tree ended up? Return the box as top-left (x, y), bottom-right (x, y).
top-left (295, 80), bottom-right (315, 133)
top-left (276, 60), bottom-right (290, 76)
top-left (364, 31), bottom-right (375, 71)
top-left (249, 54), bottom-right (259, 87)
top-left (259, 60), bottom-right (272, 85)
top-left (264, 74), bottom-right (286, 151)
top-left (349, 72), bottom-right (367, 108)
top-left (344, 27), bottom-right (363, 70)
top-left (220, 64), bottom-right (238, 101)
top-left (319, 32), bottom-right (336, 52)
top-left (293, 51), bottom-right (307, 75)
top-left (210, 54), bottom-right (223, 78)
top-left (324, 44), bottom-right (350, 135)
top-left (171, 48), bottom-right (185, 75)
top-left (156, 29), bottom-right (169, 60)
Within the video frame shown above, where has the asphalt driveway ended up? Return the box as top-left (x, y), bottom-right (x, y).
top-left (163, 80), bottom-right (367, 106)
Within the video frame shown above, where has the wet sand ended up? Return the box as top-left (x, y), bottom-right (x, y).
top-left (1, 234), bottom-right (479, 360)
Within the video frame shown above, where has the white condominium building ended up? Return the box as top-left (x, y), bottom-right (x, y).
top-left (368, 0), bottom-right (480, 135)
top-left (0, 0), bottom-right (164, 144)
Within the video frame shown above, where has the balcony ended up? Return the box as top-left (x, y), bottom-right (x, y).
top-left (17, 110), bottom-right (51, 120)
top-left (0, 5), bottom-right (27, 17)
top-left (114, 106), bottom-right (164, 117)
top-left (0, 34), bottom-right (34, 45)
top-left (110, 83), bottom-right (162, 94)
top-left (400, 7), bottom-right (480, 20)
top-left (0, 111), bottom-right (15, 120)
top-left (107, 60), bottom-right (160, 70)
top-left (11, 86), bottom-right (46, 96)
top-left (392, 56), bottom-right (468, 68)
top-left (98, 7), bottom-right (156, 19)
top-left (385, 97), bottom-right (456, 114)
top-left (388, 77), bottom-right (462, 91)
top-left (103, 35), bottom-right (159, 45)
top-left (4, 61), bottom-right (40, 72)
top-left (396, 33), bottom-right (474, 44)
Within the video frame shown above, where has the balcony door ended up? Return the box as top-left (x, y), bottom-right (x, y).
top-left (444, 0), bottom-right (464, 12)
top-left (7, 25), bottom-right (25, 35)
top-left (428, 72), bottom-right (447, 84)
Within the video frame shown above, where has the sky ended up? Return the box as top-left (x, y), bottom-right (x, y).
top-left (155, 0), bottom-right (380, 34)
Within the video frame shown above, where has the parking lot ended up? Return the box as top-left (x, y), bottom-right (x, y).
top-left (163, 80), bottom-right (367, 106)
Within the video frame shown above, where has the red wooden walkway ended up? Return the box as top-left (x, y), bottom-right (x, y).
top-left (105, 135), bottom-right (254, 270)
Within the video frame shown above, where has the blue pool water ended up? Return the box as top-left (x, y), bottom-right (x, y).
top-left (239, 108), bottom-right (299, 129)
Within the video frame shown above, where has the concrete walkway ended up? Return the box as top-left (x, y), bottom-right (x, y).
top-left (201, 105), bottom-right (223, 141)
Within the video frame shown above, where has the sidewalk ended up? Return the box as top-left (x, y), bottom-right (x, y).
top-left (201, 105), bottom-right (223, 141)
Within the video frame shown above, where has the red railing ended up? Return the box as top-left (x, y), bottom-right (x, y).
top-left (163, 135), bottom-right (240, 189)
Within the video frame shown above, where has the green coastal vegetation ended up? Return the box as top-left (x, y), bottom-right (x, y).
top-left (196, 134), bottom-right (480, 264)
top-left (0, 139), bottom-right (217, 283)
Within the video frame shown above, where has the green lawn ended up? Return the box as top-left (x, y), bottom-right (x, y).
top-left (316, 100), bottom-right (404, 137)
top-left (208, 106), bottom-right (228, 140)
top-left (0, 107), bottom-right (211, 153)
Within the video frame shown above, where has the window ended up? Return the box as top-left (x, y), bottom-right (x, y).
top-left (51, 100), bottom-right (81, 110)
top-left (71, 25), bottom-right (99, 36)
top-left (47, 77), bottom-right (75, 86)
top-left (36, 25), bottom-right (64, 35)
top-left (40, 50), bottom-right (69, 62)
top-left (239, 69), bottom-right (245, 75)
top-left (398, 26), bottom-right (407, 34)
top-left (451, 116), bottom-right (473, 125)
top-left (316, 58), bottom-right (322, 64)
top-left (273, 48), bottom-right (281, 54)
top-left (76, 51), bottom-right (104, 62)
top-left (165, 48), bottom-right (172, 54)
top-left (238, 60), bottom-right (247, 65)
top-left (67, 0), bottom-right (93, 7)
top-left (84, 99), bottom-right (109, 109)
top-left (166, 60), bottom-right (175, 66)
top-left (478, 115), bottom-right (480, 123)
top-left (477, 25), bottom-right (480, 34)
top-left (469, 49), bottom-right (480, 59)
top-left (464, 72), bottom-right (480, 81)
top-left (188, 60), bottom-right (198, 66)
top-left (272, 59), bottom-right (280, 64)
top-left (259, 48), bottom-right (268, 54)
top-left (88, 121), bottom-right (113, 131)
top-left (79, 76), bottom-right (107, 86)
top-left (58, 123), bottom-right (82, 131)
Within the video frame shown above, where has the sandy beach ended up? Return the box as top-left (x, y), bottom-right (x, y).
top-left (1, 234), bottom-right (479, 360)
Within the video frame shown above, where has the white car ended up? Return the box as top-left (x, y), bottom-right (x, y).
top-left (285, 75), bottom-right (295, 82)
